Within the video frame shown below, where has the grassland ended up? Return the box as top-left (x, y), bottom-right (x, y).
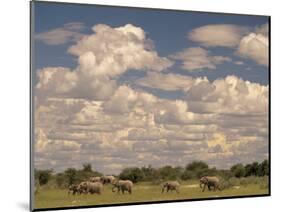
top-left (34, 181), bottom-right (269, 209)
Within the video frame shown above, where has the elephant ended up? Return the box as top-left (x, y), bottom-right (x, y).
top-left (77, 181), bottom-right (91, 194)
top-left (68, 184), bottom-right (79, 195)
top-left (199, 176), bottom-right (221, 192)
top-left (89, 176), bottom-right (101, 183)
top-left (161, 181), bottom-right (180, 193)
top-left (87, 182), bottom-right (103, 194)
top-left (78, 181), bottom-right (103, 194)
top-left (112, 180), bottom-right (133, 194)
top-left (101, 175), bottom-right (116, 184)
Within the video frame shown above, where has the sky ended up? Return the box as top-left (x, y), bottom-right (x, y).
top-left (33, 2), bottom-right (269, 174)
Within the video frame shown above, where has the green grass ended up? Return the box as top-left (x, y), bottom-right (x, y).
top-left (35, 181), bottom-right (269, 209)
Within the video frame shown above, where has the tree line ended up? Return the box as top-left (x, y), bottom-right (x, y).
top-left (34, 160), bottom-right (269, 188)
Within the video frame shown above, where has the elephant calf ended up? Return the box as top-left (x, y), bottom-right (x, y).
top-left (199, 176), bottom-right (221, 192)
top-left (112, 180), bottom-right (133, 194)
top-left (161, 181), bottom-right (180, 193)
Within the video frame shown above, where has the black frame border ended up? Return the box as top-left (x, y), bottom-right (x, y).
top-left (30, 1), bottom-right (271, 211)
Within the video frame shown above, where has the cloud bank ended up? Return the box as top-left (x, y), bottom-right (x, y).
top-left (34, 23), bottom-right (269, 174)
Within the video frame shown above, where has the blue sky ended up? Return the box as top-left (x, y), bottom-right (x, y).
top-left (34, 2), bottom-right (269, 85)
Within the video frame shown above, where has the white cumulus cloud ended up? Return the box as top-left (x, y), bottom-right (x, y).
top-left (68, 24), bottom-right (173, 77)
top-left (36, 24), bottom-right (173, 103)
top-left (237, 33), bottom-right (269, 66)
top-left (171, 47), bottom-right (232, 71)
top-left (35, 22), bottom-right (86, 45)
top-left (188, 24), bottom-right (249, 47)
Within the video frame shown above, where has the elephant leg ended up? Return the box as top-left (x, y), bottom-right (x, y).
top-left (202, 184), bottom-right (206, 192)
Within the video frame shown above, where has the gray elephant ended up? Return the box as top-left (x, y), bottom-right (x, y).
top-left (89, 176), bottom-right (101, 183)
top-left (112, 180), bottom-right (133, 194)
top-left (199, 176), bottom-right (221, 192)
top-left (101, 175), bottom-right (116, 184)
top-left (78, 181), bottom-right (103, 194)
top-left (87, 182), bottom-right (103, 194)
top-left (161, 181), bottom-right (180, 193)
top-left (68, 184), bottom-right (79, 195)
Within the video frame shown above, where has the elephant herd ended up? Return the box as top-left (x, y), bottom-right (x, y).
top-left (68, 175), bottom-right (222, 196)
top-left (68, 175), bottom-right (134, 195)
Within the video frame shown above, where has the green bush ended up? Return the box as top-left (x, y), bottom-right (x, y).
top-left (220, 179), bottom-right (232, 189)
top-left (35, 169), bottom-right (53, 186)
top-left (231, 164), bottom-right (246, 178)
top-left (181, 170), bottom-right (196, 180)
top-left (228, 177), bottom-right (241, 186)
top-left (119, 167), bottom-right (145, 183)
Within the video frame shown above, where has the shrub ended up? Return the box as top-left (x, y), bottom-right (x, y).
top-left (181, 170), bottom-right (196, 180)
top-left (231, 163), bottom-right (246, 178)
top-left (220, 179), bottom-right (232, 189)
top-left (64, 168), bottom-right (79, 186)
top-left (186, 161), bottom-right (209, 171)
top-left (35, 169), bottom-right (53, 186)
top-left (228, 177), bottom-right (241, 186)
top-left (119, 167), bottom-right (145, 183)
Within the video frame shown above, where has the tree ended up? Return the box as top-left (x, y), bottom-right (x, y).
top-left (230, 163), bottom-right (245, 178)
top-left (181, 170), bottom-right (196, 180)
top-left (141, 165), bottom-right (157, 181)
top-left (250, 162), bottom-right (259, 176)
top-left (119, 167), bottom-right (144, 183)
top-left (185, 161), bottom-right (209, 178)
top-left (244, 164), bottom-right (253, 177)
top-left (82, 163), bottom-right (93, 173)
top-left (64, 168), bottom-right (78, 186)
top-left (158, 165), bottom-right (183, 180)
top-left (258, 160), bottom-right (269, 176)
top-left (186, 161), bottom-right (209, 171)
top-left (35, 169), bottom-right (53, 186)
